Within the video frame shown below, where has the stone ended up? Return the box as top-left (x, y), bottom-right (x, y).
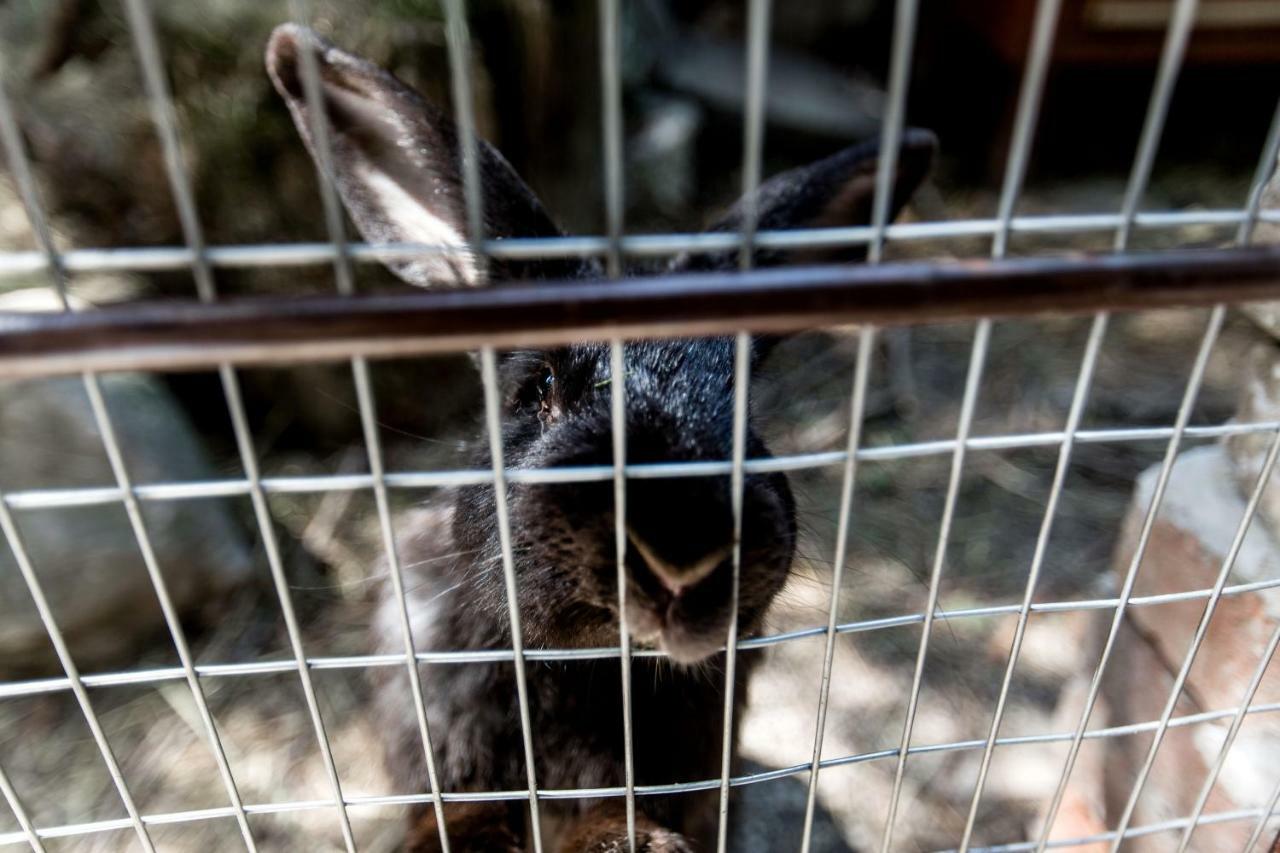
top-left (630, 94), bottom-right (703, 219)
top-left (0, 289), bottom-right (255, 675)
top-left (653, 34), bottom-right (883, 140)
top-left (1225, 342), bottom-right (1280, 534)
top-left (1039, 445), bottom-right (1280, 851)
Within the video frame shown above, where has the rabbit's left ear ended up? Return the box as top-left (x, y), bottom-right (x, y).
top-left (670, 129), bottom-right (937, 272)
top-left (266, 24), bottom-right (589, 287)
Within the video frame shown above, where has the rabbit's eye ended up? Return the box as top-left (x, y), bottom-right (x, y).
top-left (516, 364), bottom-right (556, 420)
top-left (535, 367), bottom-right (556, 423)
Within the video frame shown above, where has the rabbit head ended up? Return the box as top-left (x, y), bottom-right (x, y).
top-left (267, 24), bottom-right (935, 665)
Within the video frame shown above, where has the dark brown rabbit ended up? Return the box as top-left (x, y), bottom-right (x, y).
top-left (266, 23), bottom-right (935, 852)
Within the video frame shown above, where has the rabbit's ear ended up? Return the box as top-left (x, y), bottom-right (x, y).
top-left (266, 24), bottom-right (584, 287)
top-left (670, 129), bottom-right (937, 272)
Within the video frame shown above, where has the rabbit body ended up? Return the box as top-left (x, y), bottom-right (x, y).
top-left (266, 23), bottom-right (934, 851)
top-left (373, 335), bottom-right (796, 851)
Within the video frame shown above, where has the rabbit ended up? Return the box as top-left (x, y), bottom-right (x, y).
top-left (266, 23), bottom-right (935, 853)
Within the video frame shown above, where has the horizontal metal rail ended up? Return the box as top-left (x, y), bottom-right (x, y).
top-left (1, 245), bottom-right (1279, 379)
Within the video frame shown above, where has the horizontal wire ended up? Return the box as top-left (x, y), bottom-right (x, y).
top-left (3, 703), bottom-right (1277, 848)
top-left (1, 419), bottom-right (1274, 512)
top-left (0, 209), bottom-right (1275, 278)
top-left (957, 806), bottom-right (1270, 853)
top-left (3, 575), bottom-right (1278, 700)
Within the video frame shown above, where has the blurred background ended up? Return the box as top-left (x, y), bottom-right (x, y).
top-left (0, 1), bottom-right (1279, 851)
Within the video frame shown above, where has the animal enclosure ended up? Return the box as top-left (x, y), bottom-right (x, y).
top-left (0, 0), bottom-right (1279, 852)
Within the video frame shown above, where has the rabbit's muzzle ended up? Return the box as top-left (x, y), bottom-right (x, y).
top-left (615, 473), bottom-right (796, 665)
top-left (490, 360), bottom-right (799, 660)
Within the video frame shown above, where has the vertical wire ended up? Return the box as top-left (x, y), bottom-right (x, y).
top-left (119, 3), bottom-right (358, 847)
top-left (1175, 610), bottom-right (1280, 850)
top-left (442, 0), bottom-right (486, 278)
top-left (715, 331), bottom-right (752, 853)
top-left (286, 4), bottom-right (452, 847)
top-left (1033, 5), bottom-right (1218, 844)
top-left (120, 0), bottom-right (214, 302)
top-left (0, 84), bottom-right (66, 308)
top-left (715, 1), bottom-right (770, 844)
top-left (0, 759), bottom-right (44, 851)
top-left (797, 328), bottom-right (875, 853)
top-left (867, 0), bottom-right (920, 266)
top-left (217, 364), bottom-right (357, 852)
top-left (1107, 425), bottom-right (1280, 851)
top-left (1113, 89), bottom-right (1280, 851)
top-left (221, 26), bottom-right (362, 841)
top-left (867, 8), bottom-right (975, 838)
top-left (956, 3), bottom-right (1077, 846)
top-left (0, 491), bottom-right (154, 853)
top-left (956, 314), bottom-right (1107, 853)
top-left (288, 0), bottom-right (354, 296)
top-left (439, 12), bottom-right (542, 843)
top-left (599, 1), bottom-right (632, 843)
top-left (609, 339), bottom-right (636, 852)
top-left (598, 2), bottom-right (633, 844)
top-left (738, 0), bottom-right (771, 271)
top-left (1237, 96), bottom-right (1280, 247)
top-left (479, 347), bottom-right (545, 853)
top-left (878, 318), bottom-right (992, 853)
top-left (990, 0), bottom-right (1063, 260)
top-left (1113, 0), bottom-right (1199, 253)
top-left (1032, 307), bottom-right (1225, 853)
top-left (0, 77), bottom-right (154, 853)
top-left (351, 357), bottom-right (453, 853)
top-left (599, 0), bottom-right (624, 280)
top-left (1244, 773), bottom-right (1280, 852)
top-left (863, 0), bottom-right (920, 526)
top-left (80, 372), bottom-right (257, 853)
top-left (114, 3), bottom-right (275, 848)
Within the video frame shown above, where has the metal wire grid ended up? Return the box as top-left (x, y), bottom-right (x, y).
top-left (0, 1), bottom-right (1277, 852)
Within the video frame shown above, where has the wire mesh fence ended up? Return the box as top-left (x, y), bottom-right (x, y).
top-left (0, 0), bottom-right (1278, 851)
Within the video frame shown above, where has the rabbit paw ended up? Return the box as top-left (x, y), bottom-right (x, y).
top-left (637, 829), bottom-right (697, 852)
top-left (587, 829), bottom-right (696, 853)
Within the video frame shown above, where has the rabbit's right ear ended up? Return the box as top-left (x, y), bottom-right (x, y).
top-left (670, 130), bottom-right (937, 273)
top-left (266, 24), bottom-right (580, 287)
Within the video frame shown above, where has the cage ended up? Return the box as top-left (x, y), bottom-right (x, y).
top-left (0, 0), bottom-right (1278, 852)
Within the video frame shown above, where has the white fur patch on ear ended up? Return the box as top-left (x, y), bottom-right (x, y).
top-left (361, 168), bottom-right (479, 287)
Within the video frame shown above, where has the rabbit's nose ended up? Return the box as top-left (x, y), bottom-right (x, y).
top-left (627, 527), bottom-right (730, 597)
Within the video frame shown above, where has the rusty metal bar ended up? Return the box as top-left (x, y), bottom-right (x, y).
top-left (0, 246), bottom-right (1276, 379)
